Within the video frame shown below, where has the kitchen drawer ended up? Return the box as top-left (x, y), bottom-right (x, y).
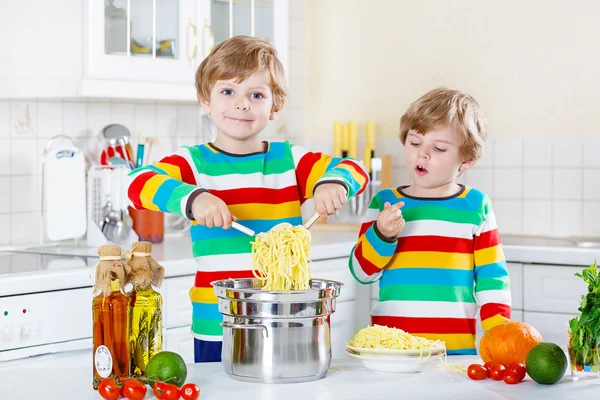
top-left (523, 311), bottom-right (575, 352)
top-left (163, 276), bottom-right (194, 329)
top-left (164, 326), bottom-right (195, 364)
top-left (524, 265), bottom-right (586, 314)
top-left (311, 258), bottom-right (357, 301)
top-left (506, 262), bottom-right (523, 310)
top-left (330, 301), bottom-right (357, 360)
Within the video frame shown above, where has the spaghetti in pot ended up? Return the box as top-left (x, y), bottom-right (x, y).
top-left (251, 222), bottom-right (312, 291)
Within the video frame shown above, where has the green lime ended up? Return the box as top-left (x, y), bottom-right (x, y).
top-left (525, 342), bottom-right (567, 384)
top-left (145, 351), bottom-right (187, 387)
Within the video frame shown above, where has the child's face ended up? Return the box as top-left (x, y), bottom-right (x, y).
top-left (202, 71), bottom-right (279, 142)
top-left (404, 125), bottom-right (474, 192)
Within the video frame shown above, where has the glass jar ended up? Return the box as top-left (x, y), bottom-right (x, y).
top-left (566, 322), bottom-right (600, 379)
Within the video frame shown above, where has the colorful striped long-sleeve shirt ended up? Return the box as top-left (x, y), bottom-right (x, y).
top-left (349, 185), bottom-right (511, 355)
top-left (127, 141), bottom-right (369, 341)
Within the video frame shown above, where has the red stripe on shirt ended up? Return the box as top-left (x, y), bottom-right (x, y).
top-left (371, 315), bottom-right (476, 335)
top-left (295, 152), bottom-right (322, 199)
top-left (162, 154), bottom-right (197, 185)
top-left (354, 241), bottom-right (382, 277)
top-left (194, 269), bottom-right (254, 288)
top-left (474, 229), bottom-right (501, 250)
top-left (209, 186), bottom-right (300, 205)
top-left (359, 221), bottom-right (375, 236)
top-left (338, 159), bottom-right (369, 195)
top-left (480, 303), bottom-right (511, 321)
top-left (128, 171), bottom-right (156, 208)
top-left (396, 235), bottom-right (474, 254)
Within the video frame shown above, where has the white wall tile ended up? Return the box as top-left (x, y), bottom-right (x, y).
top-left (156, 105), bottom-right (178, 137)
top-left (465, 168), bottom-right (494, 198)
top-left (582, 202), bottom-right (600, 235)
top-left (551, 200), bottom-right (582, 236)
top-left (11, 139), bottom-right (39, 176)
top-left (36, 101), bottom-right (63, 138)
top-left (287, 77), bottom-right (308, 109)
top-left (523, 168), bottom-right (552, 199)
top-left (522, 200), bottom-right (552, 235)
top-left (0, 101), bottom-right (9, 138)
top-left (0, 139), bottom-right (11, 176)
top-left (111, 102), bottom-right (134, 131)
top-left (11, 176), bottom-right (40, 213)
top-left (177, 105), bottom-right (199, 138)
top-left (583, 137), bottom-right (600, 168)
top-left (10, 101), bottom-right (37, 137)
top-left (552, 137), bottom-right (583, 167)
top-left (477, 138), bottom-right (494, 167)
top-left (380, 137), bottom-right (405, 167)
top-left (285, 108), bottom-right (306, 138)
top-left (523, 137), bottom-right (552, 167)
top-left (0, 177), bottom-right (10, 213)
top-left (11, 212), bottom-right (41, 246)
top-left (493, 137), bottom-right (522, 167)
top-left (289, 19), bottom-right (307, 49)
top-left (583, 169), bottom-right (600, 200)
top-left (493, 200), bottom-right (523, 234)
top-left (87, 102), bottom-right (112, 138)
top-left (494, 168), bottom-right (522, 199)
top-left (0, 214), bottom-right (10, 246)
top-left (289, 0), bottom-right (309, 20)
top-left (133, 103), bottom-right (157, 141)
top-left (289, 49), bottom-right (309, 79)
top-left (553, 169), bottom-right (582, 200)
top-left (63, 102), bottom-right (88, 137)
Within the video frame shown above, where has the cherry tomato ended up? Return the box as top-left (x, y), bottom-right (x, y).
top-left (467, 364), bottom-right (489, 380)
top-left (181, 383), bottom-right (200, 400)
top-left (503, 370), bottom-right (520, 384)
top-left (484, 362), bottom-right (505, 371)
top-left (490, 365), bottom-right (506, 381)
top-left (98, 378), bottom-right (121, 400)
top-left (153, 381), bottom-right (167, 398)
top-left (158, 383), bottom-right (181, 400)
top-left (506, 362), bottom-right (526, 381)
top-left (121, 379), bottom-right (147, 400)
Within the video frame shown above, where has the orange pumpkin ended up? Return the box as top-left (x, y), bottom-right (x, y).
top-left (479, 321), bottom-right (543, 365)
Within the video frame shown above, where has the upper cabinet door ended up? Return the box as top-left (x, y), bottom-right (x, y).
top-left (86, 0), bottom-right (206, 84)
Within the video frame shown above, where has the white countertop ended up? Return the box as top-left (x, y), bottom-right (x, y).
top-left (1, 228), bottom-right (599, 297)
top-left (0, 353), bottom-right (594, 400)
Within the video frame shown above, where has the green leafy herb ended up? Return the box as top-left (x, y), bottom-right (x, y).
top-left (568, 260), bottom-right (600, 367)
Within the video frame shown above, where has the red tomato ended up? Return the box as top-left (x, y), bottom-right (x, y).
top-left (181, 383), bottom-right (201, 400)
top-left (484, 362), bottom-right (505, 371)
top-left (490, 365), bottom-right (506, 381)
top-left (158, 383), bottom-right (182, 400)
top-left (98, 378), bottom-right (121, 400)
top-left (153, 381), bottom-right (167, 398)
top-left (121, 379), bottom-right (147, 400)
top-left (506, 362), bottom-right (526, 381)
top-left (467, 364), bottom-right (489, 380)
top-left (503, 370), bottom-right (520, 384)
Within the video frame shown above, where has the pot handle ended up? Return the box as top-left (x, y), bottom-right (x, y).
top-left (221, 321), bottom-right (268, 338)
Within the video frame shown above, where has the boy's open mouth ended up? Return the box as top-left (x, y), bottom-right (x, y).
top-left (415, 165), bottom-right (428, 176)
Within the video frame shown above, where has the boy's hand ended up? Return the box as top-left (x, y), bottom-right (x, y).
top-left (313, 183), bottom-right (347, 218)
top-left (191, 192), bottom-right (236, 229)
top-left (376, 201), bottom-right (405, 238)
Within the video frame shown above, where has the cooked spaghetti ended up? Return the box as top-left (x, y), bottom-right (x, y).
top-left (251, 222), bottom-right (312, 291)
top-left (348, 325), bottom-right (445, 352)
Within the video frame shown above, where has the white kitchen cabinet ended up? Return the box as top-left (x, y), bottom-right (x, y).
top-left (523, 264), bottom-right (586, 314)
top-left (2, 0), bottom-right (288, 101)
top-left (330, 301), bottom-right (356, 360)
top-left (311, 257), bottom-right (356, 302)
top-left (163, 275), bottom-right (194, 329)
top-left (164, 326), bottom-right (195, 364)
top-left (506, 262), bottom-right (523, 310)
top-left (524, 311), bottom-right (573, 351)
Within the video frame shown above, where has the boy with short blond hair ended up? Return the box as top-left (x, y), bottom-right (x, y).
top-left (349, 88), bottom-right (511, 355)
top-left (128, 36), bottom-right (369, 362)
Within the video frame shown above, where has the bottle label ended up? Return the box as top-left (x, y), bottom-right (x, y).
top-left (94, 345), bottom-right (113, 378)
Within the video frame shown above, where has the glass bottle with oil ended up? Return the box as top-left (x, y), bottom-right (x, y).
top-left (125, 241), bottom-right (164, 376)
top-left (92, 244), bottom-right (130, 389)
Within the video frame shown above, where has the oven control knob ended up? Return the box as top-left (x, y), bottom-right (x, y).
top-left (1, 324), bottom-right (12, 342)
top-left (31, 322), bottom-right (41, 338)
top-left (20, 322), bottom-right (30, 338)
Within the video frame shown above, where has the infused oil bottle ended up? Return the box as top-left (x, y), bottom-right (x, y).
top-left (92, 244), bottom-right (130, 389)
top-left (125, 241), bottom-right (164, 376)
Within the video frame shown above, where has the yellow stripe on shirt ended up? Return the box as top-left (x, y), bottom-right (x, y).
top-left (189, 287), bottom-right (218, 304)
top-left (474, 245), bottom-right (505, 266)
top-left (229, 201), bottom-right (301, 220)
top-left (387, 251), bottom-right (474, 270)
top-left (140, 174), bottom-right (170, 211)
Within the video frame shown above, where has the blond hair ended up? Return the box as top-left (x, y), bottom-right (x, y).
top-left (399, 88), bottom-right (487, 161)
top-left (195, 35), bottom-right (287, 111)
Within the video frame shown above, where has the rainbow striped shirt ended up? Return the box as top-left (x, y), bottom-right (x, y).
top-left (127, 141), bottom-right (368, 341)
top-left (349, 185), bottom-right (511, 355)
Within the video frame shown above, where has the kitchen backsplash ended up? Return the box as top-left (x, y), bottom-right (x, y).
top-left (307, 135), bottom-right (600, 238)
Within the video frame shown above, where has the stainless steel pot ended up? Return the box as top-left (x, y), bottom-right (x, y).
top-left (211, 278), bottom-right (343, 383)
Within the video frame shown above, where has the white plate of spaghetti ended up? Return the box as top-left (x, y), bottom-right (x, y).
top-left (346, 349), bottom-right (444, 373)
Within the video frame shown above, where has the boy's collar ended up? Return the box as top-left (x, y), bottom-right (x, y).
top-left (207, 141), bottom-right (269, 157)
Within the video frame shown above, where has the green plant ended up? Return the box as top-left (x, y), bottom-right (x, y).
top-left (568, 260), bottom-right (600, 367)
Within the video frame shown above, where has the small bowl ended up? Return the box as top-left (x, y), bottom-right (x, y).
top-left (346, 349), bottom-right (444, 373)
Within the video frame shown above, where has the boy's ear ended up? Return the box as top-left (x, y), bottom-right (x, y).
top-left (201, 99), bottom-right (211, 114)
top-left (270, 99), bottom-right (284, 120)
top-left (459, 159), bottom-right (475, 173)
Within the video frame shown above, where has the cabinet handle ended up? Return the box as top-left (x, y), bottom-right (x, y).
top-left (203, 19), bottom-right (215, 57)
top-left (187, 17), bottom-right (198, 67)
